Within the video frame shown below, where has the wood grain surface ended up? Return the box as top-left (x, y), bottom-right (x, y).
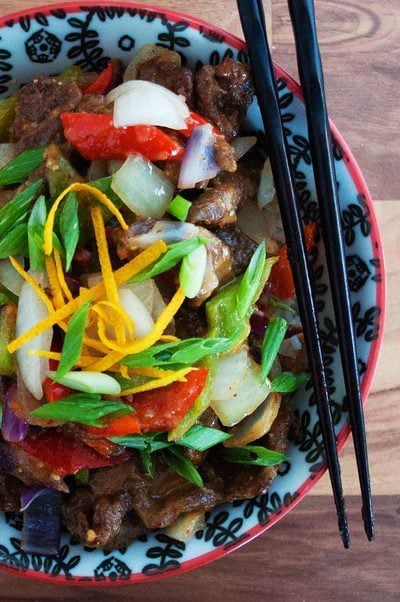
top-left (0, 0), bottom-right (398, 599)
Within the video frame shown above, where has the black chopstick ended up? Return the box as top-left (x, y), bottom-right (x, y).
top-left (287, 0), bottom-right (374, 541)
top-left (237, 0), bottom-right (350, 547)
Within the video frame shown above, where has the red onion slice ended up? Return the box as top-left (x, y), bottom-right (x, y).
top-left (178, 124), bottom-right (220, 189)
top-left (20, 486), bottom-right (49, 512)
top-left (21, 488), bottom-right (61, 556)
top-left (2, 384), bottom-right (29, 442)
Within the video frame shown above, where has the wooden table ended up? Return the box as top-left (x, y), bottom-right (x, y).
top-left (0, 0), bottom-right (399, 600)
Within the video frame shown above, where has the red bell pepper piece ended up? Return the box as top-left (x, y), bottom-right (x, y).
top-left (180, 111), bottom-right (218, 138)
top-left (61, 113), bottom-right (184, 162)
top-left (88, 368), bottom-right (208, 436)
top-left (269, 222), bottom-right (318, 300)
top-left (82, 61), bottom-right (114, 96)
top-left (43, 337), bottom-right (73, 402)
top-left (15, 430), bottom-right (131, 476)
top-left (43, 378), bottom-right (73, 403)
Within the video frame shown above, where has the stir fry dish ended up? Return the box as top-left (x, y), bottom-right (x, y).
top-left (0, 45), bottom-right (311, 554)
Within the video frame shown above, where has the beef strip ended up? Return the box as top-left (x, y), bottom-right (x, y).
top-left (214, 135), bottom-right (237, 173)
top-left (112, 218), bottom-right (156, 261)
top-left (195, 58), bottom-right (254, 141)
top-left (190, 227), bottom-right (233, 308)
top-left (76, 94), bottom-right (112, 114)
top-left (0, 473), bottom-right (25, 513)
top-left (113, 222), bottom-right (233, 307)
top-left (60, 398), bottom-right (292, 549)
top-left (174, 303), bottom-right (208, 339)
top-left (137, 58), bottom-right (194, 105)
top-left (188, 164), bottom-right (260, 228)
top-left (12, 76), bottom-right (82, 151)
top-left (159, 160), bottom-right (181, 186)
top-left (212, 224), bottom-right (258, 275)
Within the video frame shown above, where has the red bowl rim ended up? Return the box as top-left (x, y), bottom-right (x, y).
top-left (0, 0), bottom-right (386, 587)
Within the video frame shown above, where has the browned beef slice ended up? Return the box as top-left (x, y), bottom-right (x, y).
top-left (60, 399), bottom-right (292, 549)
top-left (195, 58), bottom-right (254, 140)
top-left (0, 474), bottom-right (25, 512)
top-left (188, 164), bottom-right (260, 228)
top-left (214, 135), bottom-right (237, 173)
top-left (111, 218), bottom-right (156, 261)
top-left (12, 76), bottom-right (82, 151)
top-left (204, 396), bottom-right (293, 502)
top-left (76, 94), bottom-right (112, 114)
top-left (212, 224), bottom-right (258, 276)
top-left (137, 58), bottom-right (194, 105)
top-left (158, 160), bottom-right (181, 186)
top-left (174, 304), bottom-right (208, 339)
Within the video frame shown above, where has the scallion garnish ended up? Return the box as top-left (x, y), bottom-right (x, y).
top-left (121, 336), bottom-right (232, 369)
top-left (0, 179), bottom-right (42, 238)
top-left (110, 425), bottom-right (230, 453)
top-left (222, 445), bottom-right (288, 467)
top-left (31, 394), bottom-right (134, 427)
top-left (140, 448), bottom-right (154, 478)
top-left (236, 242), bottom-right (266, 319)
top-left (48, 371), bottom-right (122, 396)
top-left (56, 300), bottom-right (91, 377)
top-left (28, 196), bottom-right (47, 270)
top-left (163, 445), bottom-right (204, 488)
top-left (270, 371), bottom-right (309, 393)
top-left (0, 147), bottom-right (46, 186)
top-left (178, 424), bottom-right (231, 451)
top-left (261, 317), bottom-right (288, 382)
top-left (59, 192), bottom-right (79, 271)
top-left (129, 237), bottom-right (208, 284)
top-left (269, 296), bottom-right (296, 314)
top-left (167, 194), bottom-right (192, 222)
top-left (109, 432), bottom-right (158, 450)
top-left (0, 223), bottom-right (28, 258)
top-left (179, 244), bottom-right (207, 298)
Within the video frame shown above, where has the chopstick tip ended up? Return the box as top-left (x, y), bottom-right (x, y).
top-left (339, 515), bottom-right (350, 549)
top-left (363, 508), bottom-right (375, 542)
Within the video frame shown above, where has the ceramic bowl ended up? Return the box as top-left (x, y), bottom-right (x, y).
top-left (0, 1), bottom-right (385, 585)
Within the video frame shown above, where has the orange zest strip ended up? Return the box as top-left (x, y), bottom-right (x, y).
top-left (28, 350), bottom-right (95, 367)
top-left (94, 301), bottom-right (134, 339)
top-left (90, 205), bottom-right (126, 344)
top-left (9, 257), bottom-right (54, 313)
top-left (44, 183), bottom-right (128, 256)
top-left (159, 335), bottom-right (180, 343)
top-left (54, 249), bottom-right (73, 302)
top-left (45, 256), bottom-right (65, 310)
top-left (84, 287), bottom-right (186, 373)
top-left (7, 241), bottom-right (166, 354)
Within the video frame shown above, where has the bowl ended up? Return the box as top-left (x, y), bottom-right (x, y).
top-left (0, 1), bottom-right (385, 585)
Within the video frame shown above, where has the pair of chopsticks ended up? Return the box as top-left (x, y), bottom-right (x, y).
top-left (237, 0), bottom-right (373, 547)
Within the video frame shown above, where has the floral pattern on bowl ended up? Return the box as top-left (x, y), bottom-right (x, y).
top-left (0, 2), bottom-right (385, 586)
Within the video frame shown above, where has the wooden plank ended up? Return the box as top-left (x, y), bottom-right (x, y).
top-left (0, 496), bottom-right (397, 601)
top-left (272, 0), bottom-right (400, 201)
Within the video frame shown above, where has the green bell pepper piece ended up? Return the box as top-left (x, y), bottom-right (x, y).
top-left (0, 304), bottom-right (16, 376)
top-left (169, 256), bottom-right (277, 440)
top-left (0, 95), bottom-right (16, 143)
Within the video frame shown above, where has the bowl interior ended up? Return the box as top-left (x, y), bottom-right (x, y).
top-left (0, 2), bottom-right (385, 585)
